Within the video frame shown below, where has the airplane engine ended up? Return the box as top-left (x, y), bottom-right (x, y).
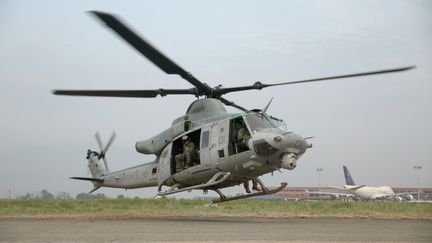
top-left (405, 195), bottom-right (414, 201)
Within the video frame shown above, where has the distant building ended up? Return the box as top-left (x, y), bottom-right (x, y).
top-left (274, 187), bottom-right (333, 200)
top-left (392, 187), bottom-right (432, 200)
top-left (273, 186), bottom-right (432, 201)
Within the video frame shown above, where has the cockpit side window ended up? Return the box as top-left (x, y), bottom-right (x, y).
top-left (201, 130), bottom-right (210, 149)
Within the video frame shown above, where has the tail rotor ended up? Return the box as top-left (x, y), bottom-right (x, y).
top-left (94, 131), bottom-right (116, 173)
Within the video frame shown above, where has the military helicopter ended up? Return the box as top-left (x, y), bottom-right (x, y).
top-left (53, 11), bottom-right (415, 202)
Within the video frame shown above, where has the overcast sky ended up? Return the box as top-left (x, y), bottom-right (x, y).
top-left (1, 0), bottom-right (431, 199)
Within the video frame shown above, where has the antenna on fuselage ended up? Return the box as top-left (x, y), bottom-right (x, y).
top-left (262, 97), bottom-right (273, 114)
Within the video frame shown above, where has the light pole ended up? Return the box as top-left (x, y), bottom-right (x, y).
top-left (316, 168), bottom-right (323, 200)
top-left (414, 165), bottom-right (422, 200)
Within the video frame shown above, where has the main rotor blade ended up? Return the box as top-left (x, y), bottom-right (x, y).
top-left (216, 66), bottom-right (416, 96)
top-left (90, 11), bottom-right (212, 96)
top-left (219, 97), bottom-right (248, 112)
top-left (52, 88), bottom-right (197, 98)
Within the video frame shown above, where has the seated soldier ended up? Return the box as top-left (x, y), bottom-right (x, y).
top-left (175, 135), bottom-right (196, 170)
top-left (236, 123), bottom-right (250, 152)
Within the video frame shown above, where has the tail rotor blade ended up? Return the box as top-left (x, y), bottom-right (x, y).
top-left (102, 157), bottom-right (109, 173)
top-left (95, 131), bottom-right (104, 152)
top-left (103, 131), bottom-right (116, 154)
top-left (94, 131), bottom-right (115, 173)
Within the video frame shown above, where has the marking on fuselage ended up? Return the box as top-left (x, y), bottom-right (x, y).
top-left (191, 168), bottom-right (212, 174)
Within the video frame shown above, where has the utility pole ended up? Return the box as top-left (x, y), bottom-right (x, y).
top-left (414, 165), bottom-right (422, 200)
top-left (316, 168), bottom-right (323, 200)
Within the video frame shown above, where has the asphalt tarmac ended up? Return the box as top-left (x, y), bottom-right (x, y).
top-left (1, 217), bottom-right (431, 242)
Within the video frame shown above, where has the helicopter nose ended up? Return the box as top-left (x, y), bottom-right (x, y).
top-left (250, 132), bottom-right (309, 159)
top-left (249, 131), bottom-right (310, 171)
top-left (251, 138), bottom-right (279, 157)
top-left (280, 133), bottom-right (309, 154)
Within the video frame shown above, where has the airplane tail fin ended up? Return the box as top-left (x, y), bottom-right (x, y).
top-left (343, 165), bottom-right (356, 186)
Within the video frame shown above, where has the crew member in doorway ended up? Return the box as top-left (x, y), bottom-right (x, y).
top-left (175, 135), bottom-right (196, 170)
top-left (236, 123), bottom-right (250, 152)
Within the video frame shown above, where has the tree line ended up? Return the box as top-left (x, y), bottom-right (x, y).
top-left (12, 189), bottom-right (132, 200)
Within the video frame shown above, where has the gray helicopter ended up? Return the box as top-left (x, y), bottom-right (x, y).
top-left (53, 11), bottom-right (414, 202)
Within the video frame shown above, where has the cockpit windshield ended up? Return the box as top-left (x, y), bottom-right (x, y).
top-left (244, 113), bottom-right (287, 132)
top-left (268, 116), bottom-right (287, 131)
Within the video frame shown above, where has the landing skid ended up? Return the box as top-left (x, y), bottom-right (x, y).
top-left (211, 180), bottom-right (288, 203)
top-left (157, 172), bottom-right (287, 203)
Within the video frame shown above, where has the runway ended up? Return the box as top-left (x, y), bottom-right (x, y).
top-left (1, 217), bottom-right (431, 242)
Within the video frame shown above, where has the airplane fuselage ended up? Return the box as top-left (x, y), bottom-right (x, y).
top-left (346, 185), bottom-right (395, 200)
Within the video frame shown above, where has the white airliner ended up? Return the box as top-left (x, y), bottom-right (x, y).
top-left (308, 166), bottom-right (414, 201)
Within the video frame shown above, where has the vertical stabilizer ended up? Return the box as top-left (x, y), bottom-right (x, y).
top-left (70, 150), bottom-right (106, 194)
top-left (87, 150), bottom-right (107, 178)
top-left (343, 165), bottom-right (356, 186)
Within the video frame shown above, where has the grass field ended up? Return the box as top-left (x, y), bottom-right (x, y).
top-left (1, 199), bottom-right (431, 220)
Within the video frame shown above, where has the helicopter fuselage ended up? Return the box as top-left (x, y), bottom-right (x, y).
top-left (90, 98), bottom-right (310, 194)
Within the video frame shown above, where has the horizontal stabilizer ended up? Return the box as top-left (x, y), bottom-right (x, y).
top-left (70, 177), bottom-right (104, 183)
top-left (345, 185), bottom-right (366, 190)
top-left (329, 185), bottom-right (345, 190)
